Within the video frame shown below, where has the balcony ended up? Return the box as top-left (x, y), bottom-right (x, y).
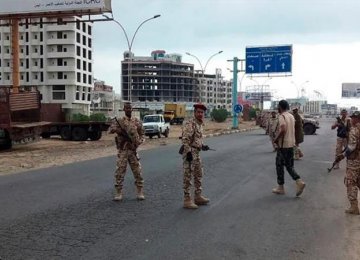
top-left (47, 52), bottom-right (74, 58)
top-left (47, 66), bottom-right (75, 72)
top-left (47, 38), bottom-right (75, 45)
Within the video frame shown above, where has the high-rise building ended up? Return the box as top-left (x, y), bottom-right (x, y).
top-left (121, 50), bottom-right (199, 106)
top-left (0, 17), bottom-right (93, 115)
top-left (195, 68), bottom-right (232, 112)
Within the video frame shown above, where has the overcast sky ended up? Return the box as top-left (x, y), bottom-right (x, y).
top-left (93, 0), bottom-right (360, 106)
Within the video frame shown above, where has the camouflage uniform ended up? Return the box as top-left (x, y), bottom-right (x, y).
top-left (109, 116), bottom-right (145, 193)
top-left (267, 116), bottom-right (279, 150)
top-left (335, 117), bottom-right (351, 167)
top-left (182, 118), bottom-right (204, 198)
top-left (345, 122), bottom-right (360, 205)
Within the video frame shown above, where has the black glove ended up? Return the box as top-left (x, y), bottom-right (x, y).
top-left (186, 152), bottom-right (193, 162)
top-left (202, 145), bottom-right (210, 151)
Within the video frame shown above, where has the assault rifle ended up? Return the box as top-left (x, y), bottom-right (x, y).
top-left (113, 117), bottom-right (136, 151)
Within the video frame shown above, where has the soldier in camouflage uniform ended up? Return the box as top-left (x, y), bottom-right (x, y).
top-left (181, 103), bottom-right (210, 209)
top-left (109, 102), bottom-right (145, 201)
top-left (331, 109), bottom-right (351, 169)
top-left (267, 111), bottom-right (279, 151)
top-left (337, 111), bottom-right (360, 214)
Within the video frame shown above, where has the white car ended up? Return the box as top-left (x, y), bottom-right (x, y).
top-left (143, 114), bottom-right (170, 139)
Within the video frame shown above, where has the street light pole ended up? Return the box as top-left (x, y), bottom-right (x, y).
top-left (103, 14), bottom-right (161, 102)
top-left (185, 51), bottom-right (223, 104)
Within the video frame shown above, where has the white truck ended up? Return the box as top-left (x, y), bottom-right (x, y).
top-left (143, 114), bottom-right (170, 139)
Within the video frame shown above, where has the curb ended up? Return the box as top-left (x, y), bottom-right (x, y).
top-left (203, 126), bottom-right (261, 138)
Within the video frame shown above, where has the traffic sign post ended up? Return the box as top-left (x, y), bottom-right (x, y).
top-left (245, 45), bottom-right (292, 74)
top-left (234, 104), bottom-right (243, 114)
top-left (232, 57), bottom-right (239, 129)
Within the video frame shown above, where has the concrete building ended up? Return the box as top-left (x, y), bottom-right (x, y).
top-left (121, 50), bottom-right (198, 106)
top-left (0, 17), bottom-right (93, 115)
top-left (195, 69), bottom-right (232, 112)
top-left (90, 80), bottom-right (115, 117)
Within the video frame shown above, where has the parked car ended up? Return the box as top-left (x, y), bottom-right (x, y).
top-left (143, 114), bottom-right (170, 139)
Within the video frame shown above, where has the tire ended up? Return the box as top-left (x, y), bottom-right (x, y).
top-left (303, 124), bottom-right (315, 135)
top-left (148, 135), bottom-right (153, 139)
top-left (41, 132), bottom-right (51, 139)
top-left (157, 129), bottom-right (161, 139)
top-left (89, 130), bottom-right (102, 141)
top-left (0, 132), bottom-right (12, 150)
top-left (60, 127), bottom-right (72, 140)
top-left (163, 128), bottom-right (169, 138)
top-left (72, 127), bottom-right (88, 141)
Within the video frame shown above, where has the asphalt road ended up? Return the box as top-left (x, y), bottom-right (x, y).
top-left (1, 119), bottom-right (360, 260)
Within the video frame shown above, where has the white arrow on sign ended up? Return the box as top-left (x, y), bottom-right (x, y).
top-left (248, 65), bottom-right (254, 71)
top-left (281, 62), bottom-right (285, 69)
top-left (265, 64), bottom-right (271, 70)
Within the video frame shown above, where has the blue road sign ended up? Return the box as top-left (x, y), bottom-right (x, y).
top-left (234, 104), bottom-right (243, 114)
top-left (245, 45), bottom-right (292, 74)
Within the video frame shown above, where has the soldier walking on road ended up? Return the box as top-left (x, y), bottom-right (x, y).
top-left (181, 103), bottom-right (210, 209)
top-left (331, 109), bottom-right (351, 169)
top-left (272, 100), bottom-right (306, 197)
top-left (337, 111), bottom-right (360, 215)
top-left (109, 102), bottom-right (145, 201)
top-left (267, 111), bottom-right (279, 152)
top-left (292, 107), bottom-right (304, 160)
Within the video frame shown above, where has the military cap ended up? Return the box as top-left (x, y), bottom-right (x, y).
top-left (194, 103), bottom-right (207, 111)
top-left (350, 111), bottom-right (360, 118)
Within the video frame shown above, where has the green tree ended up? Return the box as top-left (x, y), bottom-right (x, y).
top-left (211, 108), bottom-right (228, 122)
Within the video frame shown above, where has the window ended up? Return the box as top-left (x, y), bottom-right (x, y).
top-left (21, 74), bottom-right (24, 80)
top-left (88, 38), bottom-right (92, 48)
top-left (83, 35), bottom-right (86, 45)
top-left (82, 22), bottom-right (86, 33)
top-left (40, 72), bottom-right (44, 82)
top-left (57, 45), bottom-right (62, 52)
top-left (83, 49), bottom-right (86, 58)
top-left (76, 33), bottom-right (80, 43)
top-left (52, 85), bottom-right (66, 100)
top-left (64, 61), bottom-right (67, 66)
top-left (88, 75), bottom-right (92, 84)
top-left (40, 59), bottom-right (43, 69)
top-left (34, 60), bottom-right (38, 67)
top-left (33, 34), bottom-right (38, 40)
top-left (87, 93), bottom-right (91, 101)
top-left (6, 35), bottom-right (10, 40)
top-left (34, 47), bottom-right (38, 53)
top-left (83, 61), bottom-right (86, 70)
top-left (88, 63), bottom-right (92, 72)
top-left (58, 72), bottom-right (63, 79)
top-left (57, 31), bottom-right (62, 39)
top-left (88, 50), bottom-right (92, 60)
top-left (26, 72), bottom-right (29, 82)
top-left (77, 59), bottom-right (81, 69)
top-left (20, 34), bottom-right (24, 40)
top-left (34, 73), bottom-right (38, 80)
top-left (76, 21), bottom-right (80, 30)
top-left (57, 58), bottom-right (63, 66)
top-left (21, 61), bottom-right (24, 67)
top-left (77, 72), bottom-right (81, 82)
top-left (26, 32), bottom-right (29, 42)
top-left (83, 74), bottom-right (87, 84)
top-left (40, 18), bottom-right (43, 28)
top-left (77, 46), bottom-right (81, 56)
top-left (26, 46), bottom-right (29, 55)
top-left (88, 25), bottom-right (92, 35)
top-left (6, 48), bottom-right (10, 54)
top-left (26, 59), bottom-right (29, 69)
top-left (63, 47), bottom-right (67, 52)
top-left (76, 92), bottom-right (80, 100)
top-left (20, 48), bottom-right (24, 54)
top-left (40, 46), bottom-right (43, 55)
top-left (40, 32), bottom-right (43, 42)
top-left (63, 34), bottom-right (67, 39)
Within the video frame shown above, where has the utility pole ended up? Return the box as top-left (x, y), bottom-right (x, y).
top-left (228, 57), bottom-right (245, 129)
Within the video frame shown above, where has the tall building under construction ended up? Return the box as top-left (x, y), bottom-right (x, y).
top-left (121, 50), bottom-right (199, 104)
